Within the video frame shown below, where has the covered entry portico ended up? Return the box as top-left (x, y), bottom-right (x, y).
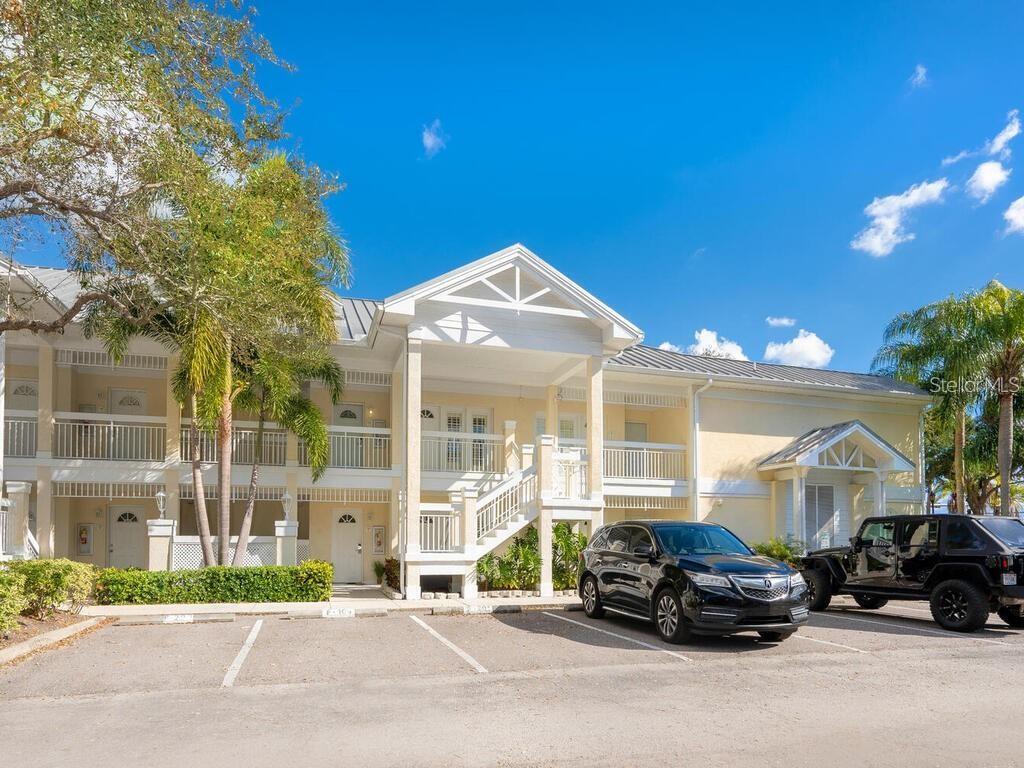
top-left (758, 420), bottom-right (916, 551)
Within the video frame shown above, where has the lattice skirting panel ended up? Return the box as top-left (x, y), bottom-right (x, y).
top-left (171, 538), bottom-right (276, 569)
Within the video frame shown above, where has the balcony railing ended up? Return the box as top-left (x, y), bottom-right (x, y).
top-left (553, 450), bottom-right (589, 500)
top-left (420, 511), bottom-right (460, 552)
top-left (300, 426), bottom-right (391, 469)
top-left (422, 430), bottom-right (503, 474)
top-left (4, 411), bottom-right (37, 457)
top-left (604, 442), bottom-right (686, 480)
top-left (180, 421), bottom-right (287, 466)
top-left (0, 508), bottom-right (8, 555)
top-left (54, 412), bottom-right (166, 461)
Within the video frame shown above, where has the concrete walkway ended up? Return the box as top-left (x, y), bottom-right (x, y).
top-left (81, 593), bottom-right (582, 618)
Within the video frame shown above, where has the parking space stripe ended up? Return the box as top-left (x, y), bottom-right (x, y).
top-left (221, 619), bottom-right (263, 687)
top-left (410, 615), bottom-right (488, 674)
top-left (816, 610), bottom-right (1012, 646)
top-left (541, 612), bottom-right (693, 662)
top-left (791, 632), bottom-right (868, 654)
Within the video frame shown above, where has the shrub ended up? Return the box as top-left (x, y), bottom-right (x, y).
top-left (476, 524), bottom-right (588, 591)
top-left (94, 560), bottom-right (334, 605)
top-left (6, 559), bottom-right (94, 618)
top-left (0, 568), bottom-right (27, 634)
top-left (553, 523), bottom-right (587, 590)
top-left (751, 537), bottom-right (805, 566)
top-left (383, 557), bottom-right (400, 591)
top-left (372, 560), bottom-right (386, 584)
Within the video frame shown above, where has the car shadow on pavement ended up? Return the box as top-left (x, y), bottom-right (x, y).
top-left (817, 607), bottom-right (1020, 640)
top-left (492, 611), bottom-right (785, 655)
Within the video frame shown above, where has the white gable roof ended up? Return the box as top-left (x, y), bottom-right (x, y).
top-left (758, 420), bottom-right (916, 473)
top-left (381, 244), bottom-right (643, 346)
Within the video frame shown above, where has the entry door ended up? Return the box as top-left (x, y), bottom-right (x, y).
top-left (331, 511), bottom-right (363, 583)
top-left (804, 485), bottom-right (836, 550)
top-left (850, 518), bottom-right (897, 587)
top-left (109, 508), bottom-right (145, 568)
top-left (334, 404), bottom-right (364, 466)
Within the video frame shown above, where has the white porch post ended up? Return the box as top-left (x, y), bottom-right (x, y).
top-left (0, 331), bottom-right (5, 496)
top-left (389, 357), bottom-right (404, 554)
top-left (404, 336), bottom-right (423, 599)
top-left (538, 434), bottom-right (555, 498)
top-left (521, 442), bottom-right (534, 471)
top-left (539, 502), bottom-right (554, 598)
top-left (792, 469), bottom-right (807, 546)
top-left (146, 519), bottom-right (176, 571)
top-left (36, 343), bottom-right (54, 460)
top-left (460, 489), bottom-right (479, 600)
top-left (165, 353), bottom-right (181, 463)
top-left (545, 385), bottom-right (558, 439)
top-left (875, 471), bottom-right (889, 517)
top-left (586, 355), bottom-right (604, 528)
top-left (537, 435), bottom-right (555, 598)
top-left (35, 466), bottom-right (54, 557)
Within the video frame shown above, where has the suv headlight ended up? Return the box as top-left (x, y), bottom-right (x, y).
top-left (684, 570), bottom-right (732, 589)
top-left (790, 572), bottom-right (806, 588)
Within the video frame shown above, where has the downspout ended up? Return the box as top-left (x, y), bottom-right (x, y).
top-left (691, 378), bottom-right (713, 522)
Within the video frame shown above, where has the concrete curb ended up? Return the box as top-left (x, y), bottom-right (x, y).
top-left (0, 617), bottom-right (104, 666)
top-left (116, 614), bottom-right (236, 627)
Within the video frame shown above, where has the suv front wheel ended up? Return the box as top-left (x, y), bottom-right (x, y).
top-left (929, 579), bottom-right (989, 632)
top-left (803, 568), bottom-right (832, 612)
top-left (654, 588), bottom-right (691, 644)
top-left (581, 575), bottom-right (605, 619)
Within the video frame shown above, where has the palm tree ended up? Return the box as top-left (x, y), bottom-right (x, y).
top-left (968, 280), bottom-right (1024, 516)
top-left (874, 293), bottom-right (981, 515)
top-left (230, 343), bottom-right (343, 565)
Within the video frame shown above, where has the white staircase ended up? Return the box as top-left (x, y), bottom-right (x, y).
top-left (473, 466), bottom-right (538, 557)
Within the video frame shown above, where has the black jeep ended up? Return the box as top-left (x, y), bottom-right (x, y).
top-left (800, 514), bottom-right (1024, 632)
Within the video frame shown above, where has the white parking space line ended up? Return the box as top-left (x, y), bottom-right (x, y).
top-left (791, 632), bottom-right (868, 654)
top-left (816, 610), bottom-right (1012, 646)
top-left (410, 615), bottom-right (488, 674)
top-left (542, 612), bottom-right (693, 662)
top-left (221, 619), bottom-right (263, 687)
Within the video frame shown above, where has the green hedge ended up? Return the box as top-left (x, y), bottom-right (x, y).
top-left (0, 568), bottom-right (27, 634)
top-left (5, 558), bottom-right (95, 618)
top-left (94, 560), bottom-right (334, 605)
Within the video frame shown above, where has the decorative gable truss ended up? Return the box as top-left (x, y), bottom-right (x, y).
top-left (431, 262), bottom-right (588, 319)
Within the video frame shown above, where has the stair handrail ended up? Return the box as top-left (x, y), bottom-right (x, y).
top-left (476, 465), bottom-right (537, 541)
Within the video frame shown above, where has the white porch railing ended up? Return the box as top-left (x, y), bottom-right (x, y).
top-left (420, 512), bottom-right (460, 552)
top-left (553, 450), bottom-right (588, 500)
top-left (422, 430), bottom-right (503, 474)
top-left (0, 509), bottom-right (8, 555)
top-left (180, 421), bottom-right (287, 466)
top-left (477, 467), bottom-right (537, 540)
top-left (171, 535), bottom-right (278, 570)
top-left (4, 412), bottom-right (37, 457)
top-left (604, 442), bottom-right (686, 480)
top-left (54, 412), bottom-right (166, 461)
top-left (300, 426), bottom-right (391, 469)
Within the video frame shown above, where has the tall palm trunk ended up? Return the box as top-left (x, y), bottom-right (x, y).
top-left (232, 404), bottom-right (266, 566)
top-left (189, 395), bottom-right (216, 566)
top-left (954, 407), bottom-right (966, 515)
top-left (217, 349), bottom-right (233, 564)
top-left (998, 390), bottom-right (1014, 516)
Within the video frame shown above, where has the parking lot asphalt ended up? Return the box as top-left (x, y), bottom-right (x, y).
top-left (3, 597), bottom-right (1023, 767)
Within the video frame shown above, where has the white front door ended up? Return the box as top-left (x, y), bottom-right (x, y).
top-left (331, 511), bottom-right (363, 583)
top-left (109, 508), bottom-right (145, 568)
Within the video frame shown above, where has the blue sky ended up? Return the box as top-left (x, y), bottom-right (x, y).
top-left (61, 3), bottom-right (1024, 372)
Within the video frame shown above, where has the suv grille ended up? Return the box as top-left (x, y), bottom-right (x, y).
top-left (731, 575), bottom-right (790, 601)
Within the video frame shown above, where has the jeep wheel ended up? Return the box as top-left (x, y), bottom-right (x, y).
top-left (997, 605), bottom-right (1024, 628)
top-left (929, 579), bottom-right (989, 632)
top-left (853, 594), bottom-right (889, 610)
top-left (803, 569), bottom-right (832, 612)
top-left (581, 575), bottom-right (605, 619)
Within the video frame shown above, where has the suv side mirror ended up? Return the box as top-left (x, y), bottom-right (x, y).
top-left (632, 542), bottom-right (656, 560)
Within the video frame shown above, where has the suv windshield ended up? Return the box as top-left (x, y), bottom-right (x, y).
top-left (977, 518), bottom-right (1024, 549)
top-left (653, 524), bottom-right (751, 556)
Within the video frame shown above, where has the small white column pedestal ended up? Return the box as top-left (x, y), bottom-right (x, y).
top-left (275, 520), bottom-right (298, 566)
top-left (146, 519), bottom-right (177, 571)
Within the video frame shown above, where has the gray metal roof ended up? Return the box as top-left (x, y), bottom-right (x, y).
top-left (20, 265), bottom-right (85, 309)
top-left (611, 345), bottom-right (925, 397)
top-left (757, 419), bottom-right (915, 469)
top-left (333, 297), bottom-right (380, 343)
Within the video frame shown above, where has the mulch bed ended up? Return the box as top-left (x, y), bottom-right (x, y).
top-left (0, 612), bottom-right (87, 652)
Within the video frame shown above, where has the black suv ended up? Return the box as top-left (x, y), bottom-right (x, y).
top-left (801, 514), bottom-right (1024, 632)
top-left (578, 520), bottom-right (809, 644)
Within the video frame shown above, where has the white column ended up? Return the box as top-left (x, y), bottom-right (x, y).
top-left (792, 471), bottom-right (806, 545)
top-left (875, 471), bottom-right (889, 517)
top-left (461, 489), bottom-right (477, 555)
top-left (165, 353), bottom-right (181, 463)
top-left (545, 385), bottom-right (558, 438)
top-left (538, 435), bottom-right (555, 499)
top-left (539, 503), bottom-right (553, 597)
top-left (586, 355), bottom-right (604, 529)
top-left (0, 331), bottom-right (6, 494)
top-left (36, 343), bottom-right (54, 459)
top-left (275, 519), bottom-right (298, 566)
top-left (36, 465), bottom-right (53, 557)
top-left (503, 420), bottom-right (518, 474)
top-left (146, 519), bottom-right (176, 571)
top-left (521, 442), bottom-right (534, 471)
top-left (403, 336), bottom-right (423, 599)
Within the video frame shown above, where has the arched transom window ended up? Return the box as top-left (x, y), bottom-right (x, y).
top-left (338, 513), bottom-right (357, 524)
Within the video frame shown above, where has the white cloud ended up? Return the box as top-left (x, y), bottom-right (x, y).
top-left (421, 118), bottom-right (447, 158)
top-left (1005, 196), bottom-right (1024, 235)
top-left (909, 64), bottom-right (928, 88)
top-left (763, 330), bottom-right (835, 368)
top-left (966, 161), bottom-right (1011, 203)
top-left (850, 178), bottom-right (949, 257)
top-left (657, 341), bottom-right (681, 353)
top-left (941, 149), bottom-right (971, 167)
top-left (685, 329), bottom-right (748, 360)
top-left (765, 316), bottom-right (796, 328)
top-left (987, 109), bottom-right (1020, 159)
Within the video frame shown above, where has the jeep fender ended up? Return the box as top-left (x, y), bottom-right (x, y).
top-left (801, 556), bottom-right (846, 591)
